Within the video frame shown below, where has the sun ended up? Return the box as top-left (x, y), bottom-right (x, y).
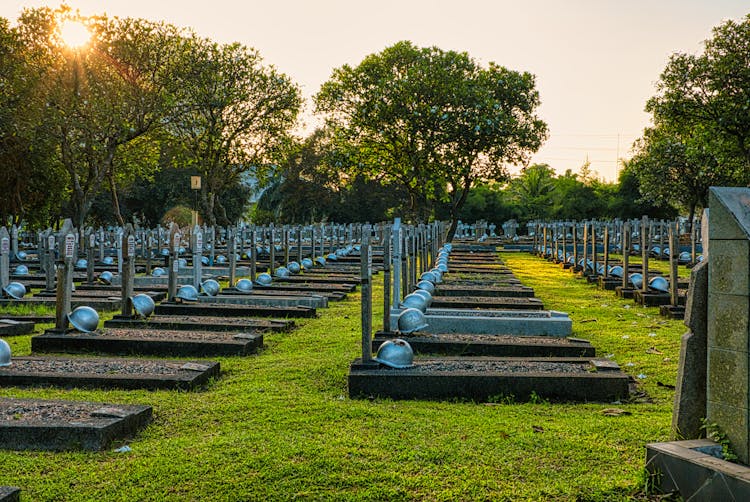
top-left (59, 19), bottom-right (91, 49)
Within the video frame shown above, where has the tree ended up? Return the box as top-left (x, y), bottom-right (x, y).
top-left (13, 7), bottom-right (186, 229)
top-left (315, 41), bottom-right (547, 239)
top-left (167, 36), bottom-right (301, 226)
top-left (508, 164), bottom-right (556, 222)
top-left (607, 160), bottom-right (677, 220)
top-left (635, 13), bottom-right (750, 212)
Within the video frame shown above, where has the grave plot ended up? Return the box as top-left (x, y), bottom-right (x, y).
top-left (252, 282), bottom-right (352, 298)
top-left (33, 289), bottom-right (167, 302)
top-left (33, 326), bottom-right (264, 357)
top-left (0, 319), bottom-right (35, 337)
top-left (221, 286), bottom-right (345, 302)
top-left (429, 296), bottom-right (544, 310)
top-left (349, 356), bottom-right (629, 402)
top-left (0, 397), bottom-right (151, 451)
top-left (349, 222), bottom-right (621, 402)
top-left (372, 332), bottom-right (595, 357)
top-left (433, 284), bottom-right (535, 298)
top-left (198, 292), bottom-right (327, 309)
top-left (0, 356), bottom-right (219, 390)
top-left (154, 301), bottom-right (316, 319)
top-left (0, 297), bottom-right (122, 312)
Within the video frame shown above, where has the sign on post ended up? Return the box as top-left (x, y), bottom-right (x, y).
top-left (64, 234), bottom-right (75, 259)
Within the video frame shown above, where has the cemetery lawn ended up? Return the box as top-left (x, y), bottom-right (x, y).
top-left (0, 252), bottom-right (684, 501)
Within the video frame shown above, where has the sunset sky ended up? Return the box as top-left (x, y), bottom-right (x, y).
top-left (2, 0), bottom-right (747, 181)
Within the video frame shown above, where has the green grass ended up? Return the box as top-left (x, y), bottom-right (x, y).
top-left (0, 252), bottom-right (686, 501)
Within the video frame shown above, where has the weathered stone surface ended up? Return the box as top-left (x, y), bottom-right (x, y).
top-left (708, 188), bottom-right (750, 240)
top-left (709, 240), bottom-right (749, 295)
top-left (684, 260), bottom-right (708, 334)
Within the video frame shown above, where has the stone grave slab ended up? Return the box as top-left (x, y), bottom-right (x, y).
top-left (390, 308), bottom-right (572, 337)
top-left (103, 314), bottom-right (292, 332)
top-left (0, 297), bottom-right (122, 311)
top-left (349, 356), bottom-right (628, 402)
top-left (32, 328), bottom-right (263, 357)
top-left (220, 287), bottom-right (345, 302)
top-left (0, 319), bottom-right (35, 337)
top-left (198, 293), bottom-right (327, 309)
top-left (646, 439), bottom-right (750, 500)
top-left (0, 356), bottom-right (219, 390)
top-left (372, 332), bottom-right (595, 357)
top-left (0, 487), bottom-right (20, 502)
top-left (428, 296), bottom-right (544, 310)
top-left (434, 285), bottom-right (535, 298)
top-left (252, 283), bottom-right (351, 297)
top-left (0, 397), bottom-right (152, 451)
top-left (0, 315), bottom-right (54, 324)
top-left (154, 302), bottom-right (316, 319)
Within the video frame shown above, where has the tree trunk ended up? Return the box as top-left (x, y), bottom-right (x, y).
top-left (108, 172), bottom-right (125, 227)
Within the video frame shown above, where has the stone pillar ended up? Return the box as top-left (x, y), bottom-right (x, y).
top-left (0, 227), bottom-right (9, 290)
top-left (382, 225), bottom-right (392, 332)
top-left (167, 223), bottom-right (180, 302)
top-left (360, 224), bottom-right (372, 362)
top-left (392, 219), bottom-right (402, 309)
top-left (228, 228), bottom-right (237, 287)
top-left (120, 224), bottom-right (136, 317)
top-left (54, 220), bottom-right (76, 332)
top-left (706, 188), bottom-right (750, 462)
top-left (86, 229), bottom-right (95, 284)
top-left (192, 225), bottom-right (203, 289)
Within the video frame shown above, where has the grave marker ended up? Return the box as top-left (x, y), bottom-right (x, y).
top-left (0, 227), bottom-right (9, 290)
top-left (361, 224), bottom-right (373, 362)
top-left (167, 223), bottom-right (179, 301)
top-left (192, 225), bottom-right (203, 289)
top-left (54, 220), bottom-right (76, 332)
top-left (120, 225), bottom-right (135, 317)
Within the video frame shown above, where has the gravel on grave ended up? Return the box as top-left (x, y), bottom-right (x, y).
top-left (1, 398), bottom-right (129, 424)
top-left (93, 327), bottom-right (247, 341)
top-left (120, 315), bottom-right (266, 325)
top-left (0, 357), bottom-right (199, 375)
top-left (396, 359), bottom-right (591, 373)
top-left (402, 333), bottom-right (583, 345)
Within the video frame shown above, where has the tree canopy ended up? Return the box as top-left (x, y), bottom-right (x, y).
top-left (315, 41), bottom-right (547, 238)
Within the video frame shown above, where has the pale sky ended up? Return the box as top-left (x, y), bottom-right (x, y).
top-left (2, 0), bottom-right (748, 181)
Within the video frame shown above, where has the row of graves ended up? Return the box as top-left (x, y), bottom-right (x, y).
top-left (494, 193), bottom-right (748, 498)
top-left (348, 218), bottom-right (630, 403)
top-left (525, 215), bottom-right (705, 320)
top-left (0, 217), bottom-right (393, 497)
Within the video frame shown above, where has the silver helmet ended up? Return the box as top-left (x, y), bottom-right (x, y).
top-left (13, 264), bottom-right (29, 276)
top-left (131, 294), bottom-right (155, 318)
top-left (608, 265), bottom-right (624, 278)
top-left (16, 251), bottom-right (27, 261)
top-left (399, 293), bottom-right (429, 313)
top-left (151, 267), bottom-right (166, 277)
top-left (200, 256), bottom-right (210, 265)
top-left (629, 273), bottom-right (643, 289)
top-left (160, 248), bottom-right (170, 257)
top-left (256, 273), bottom-right (273, 286)
top-left (649, 276), bottom-right (669, 293)
top-left (75, 258), bottom-right (88, 270)
top-left (326, 253), bottom-right (338, 261)
top-left (301, 258), bottom-right (314, 269)
top-left (287, 261), bottom-right (301, 274)
top-left (428, 268), bottom-right (443, 283)
top-left (397, 308), bottom-right (429, 334)
top-left (216, 254), bottom-right (227, 264)
top-left (678, 251), bottom-right (691, 262)
top-left (201, 279), bottom-right (221, 296)
top-left (175, 284), bottom-right (199, 302)
top-left (102, 256), bottom-right (115, 265)
top-left (419, 271), bottom-right (439, 284)
top-left (67, 306), bottom-right (100, 333)
top-left (315, 256), bottom-right (326, 267)
top-left (3, 282), bottom-right (26, 300)
top-left (436, 263), bottom-right (448, 273)
top-left (177, 258), bottom-right (188, 268)
top-left (416, 280), bottom-right (436, 295)
top-left (97, 271), bottom-right (114, 285)
top-left (374, 338), bottom-right (414, 369)
top-left (235, 278), bottom-right (253, 293)
top-left (0, 339), bottom-right (10, 367)
top-left (411, 289), bottom-right (433, 308)
top-left (274, 266), bottom-right (290, 278)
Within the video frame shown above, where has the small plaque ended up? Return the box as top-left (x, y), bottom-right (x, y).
top-left (127, 235), bottom-right (136, 257)
top-left (89, 234), bottom-right (96, 247)
top-left (195, 233), bottom-right (203, 254)
top-left (172, 259), bottom-right (179, 272)
top-left (181, 362), bottom-right (210, 372)
top-left (190, 176), bottom-right (201, 190)
top-left (173, 234), bottom-right (180, 252)
top-left (48, 235), bottom-right (55, 250)
top-left (91, 407), bottom-right (129, 419)
top-left (64, 234), bottom-right (75, 258)
top-left (367, 246), bottom-right (372, 279)
top-left (0, 238), bottom-right (8, 254)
